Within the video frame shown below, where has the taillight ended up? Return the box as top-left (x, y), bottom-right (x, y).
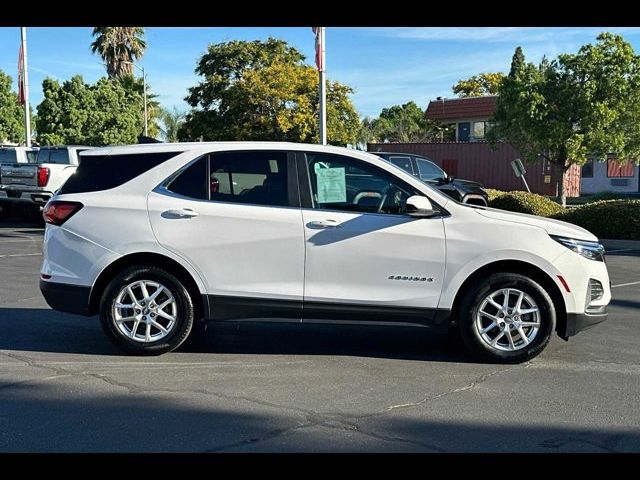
top-left (43, 201), bottom-right (83, 226)
top-left (38, 166), bottom-right (50, 187)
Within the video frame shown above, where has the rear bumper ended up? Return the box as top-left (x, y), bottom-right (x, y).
top-left (562, 306), bottom-right (608, 338)
top-left (40, 279), bottom-right (92, 316)
top-left (0, 188), bottom-right (52, 205)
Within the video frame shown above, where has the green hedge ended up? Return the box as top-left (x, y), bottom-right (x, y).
top-left (485, 188), bottom-right (506, 202)
top-left (552, 200), bottom-right (640, 241)
top-left (488, 190), bottom-right (564, 217)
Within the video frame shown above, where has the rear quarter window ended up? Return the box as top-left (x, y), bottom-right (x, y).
top-left (58, 152), bottom-right (182, 195)
top-left (0, 150), bottom-right (18, 163)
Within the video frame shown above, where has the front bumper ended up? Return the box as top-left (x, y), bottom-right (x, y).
top-left (561, 306), bottom-right (608, 339)
top-left (40, 279), bottom-right (92, 316)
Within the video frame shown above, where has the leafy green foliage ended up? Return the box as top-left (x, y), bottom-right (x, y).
top-left (0, 69), bottom-right (31, 144)
top-left (452, 72), bottom-right (505, 97)
top-left (36, 75), bottom-right (148, 146)
top-left (488, 190), bottom-right (564, 217)
top-left (553, 200), bottom-right (640, 240)
top-left (179, 38), bottom-right (359, 145)
top-left (159, 106), bottom-right (186, 143)
top-left (91, 27), bottom-right (147, 79)
top-left (484, 188), bottom-right (507, 202)
top-left (486, 189), bottom-right (639, 239)
top-left (488, 34), bottom-right (640, 206)
top-left (359, 101), bottom-right (451, 146)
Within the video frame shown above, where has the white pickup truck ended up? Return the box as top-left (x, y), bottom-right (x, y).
top-left (0, 145), bottom-right (93, 219)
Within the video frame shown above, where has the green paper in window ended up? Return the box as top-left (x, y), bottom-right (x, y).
top-left (316, 167), bottom-right (346, 203)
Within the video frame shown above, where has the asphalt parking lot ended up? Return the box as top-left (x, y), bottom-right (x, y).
top-left (1, 222), bottom-right (639, 452)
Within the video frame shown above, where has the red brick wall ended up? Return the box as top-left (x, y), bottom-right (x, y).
top-left (367, 142), bottom-right (581, 197)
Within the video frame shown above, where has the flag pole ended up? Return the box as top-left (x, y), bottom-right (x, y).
top-left (20, 27), bottom-right (31, 147)
top-left (318, 27), bottom-right (326, 145)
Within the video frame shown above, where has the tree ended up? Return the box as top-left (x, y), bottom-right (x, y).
top-left (159, 106), bottom-right (186, 142)
top-left (91, 27), bottom-right (147, 78)
top-left (36, 75), bottom-right (148, 146)
top-left (364, 101), bottom-right (447, 143)
top-left (453, 72), bottom-right (505, 97)
top-left (355, 117), bottom-right (378, 150)
top-left (0, 69), bottom-right (29, 143)
top-left (117, 74), bottom-right (161, 137)
top-left (179, 38), bottom-right (359, 145)
top-left (488, 35), bottom-right (640, 206)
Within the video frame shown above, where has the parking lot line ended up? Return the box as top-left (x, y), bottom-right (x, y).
top-left (611, 280), bottom-right (640, 288)
top-left (0, 253), bottom-right (41, 258)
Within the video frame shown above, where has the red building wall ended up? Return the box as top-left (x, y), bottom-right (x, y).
top-left (367, 142), bottom-right (581, 197)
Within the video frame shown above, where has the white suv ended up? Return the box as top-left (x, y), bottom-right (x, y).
top-left (39, 143), bottom-right (611, 363)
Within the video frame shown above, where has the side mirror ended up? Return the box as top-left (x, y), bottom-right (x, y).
top-left (447, 175), bottom-right (455, 183)
top-left (405, 195), bottom-right (438, 217)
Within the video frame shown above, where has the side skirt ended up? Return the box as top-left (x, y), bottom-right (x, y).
top-left (205, 295), bottom-right (450, 332)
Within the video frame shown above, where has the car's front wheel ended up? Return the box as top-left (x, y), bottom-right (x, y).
top-left (99, 266), bottom-right (194, 355)
top-left (457, 272), bottom-right (556, 363)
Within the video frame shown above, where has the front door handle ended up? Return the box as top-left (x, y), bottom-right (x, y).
top-left (307, 219), bottom-right (340, 229)
top-left (162, 208), bottom-right (199, 218)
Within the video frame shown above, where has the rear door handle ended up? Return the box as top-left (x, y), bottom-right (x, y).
top-left (162, 208), bottom-right (199, 218)
top-left (307, 219), bottom-right (341, 229)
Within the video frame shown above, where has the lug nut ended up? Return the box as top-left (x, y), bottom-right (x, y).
top-left (150, 313), bottom-right (155, 318)
top-left (140, 302), bottom-right (145, 307)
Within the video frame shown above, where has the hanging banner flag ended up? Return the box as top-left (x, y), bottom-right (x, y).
top-left (312, 27), bottom-right (324, 72)
top-left (17, 44), bottom-right (25, 105)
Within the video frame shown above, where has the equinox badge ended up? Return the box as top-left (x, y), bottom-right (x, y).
top-left (388, 275), bottom-right (433, 282)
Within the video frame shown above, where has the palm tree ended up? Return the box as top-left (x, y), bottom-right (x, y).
top-left (91, 27), bottom-right (147, 78)
top-left (159, 107), bottom-right (186, 142)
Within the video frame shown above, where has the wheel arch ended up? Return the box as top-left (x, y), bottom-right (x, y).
top-left (88, 252), bottom-right (207, 322)
top-left (448, 259), bottom-right (567, 337)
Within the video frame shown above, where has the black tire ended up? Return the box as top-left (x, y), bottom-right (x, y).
top-left (457, 272), bottom-right (556, 363)
top-left (99, 265), bottom-right (194, 356)
top-left (0, 204), bottom-right (9, 220)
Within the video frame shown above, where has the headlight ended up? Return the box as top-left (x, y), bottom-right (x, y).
top-left (551, 235), bottom-right (605, 262)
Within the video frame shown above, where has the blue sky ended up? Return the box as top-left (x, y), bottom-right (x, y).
top-left (2, 27), bottom-right (640, 118)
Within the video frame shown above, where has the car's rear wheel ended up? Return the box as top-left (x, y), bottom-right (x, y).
top-left (457, 272), bottom-right (556, 363)
top-left (99, 266), bottom-right (194, 355)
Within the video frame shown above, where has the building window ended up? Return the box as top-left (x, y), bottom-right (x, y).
top-left (472, 121), bottom-right (486, 140)
top-left (581, 158), bottom-right (594, 178)
top-left (607, 158), bottom-right (635, 178)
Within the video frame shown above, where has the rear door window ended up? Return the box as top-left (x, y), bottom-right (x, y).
top-left (209, 151), bottom-right (289, 207)
top-left (165, 156), bottom-right (208, 200)
top-left (58, 151), bottom-right (182, 194)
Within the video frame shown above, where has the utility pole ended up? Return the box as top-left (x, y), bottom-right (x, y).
top-left (20, 27), bottom-right (31, 147)
top-left (142, 66), bottom-right (148, 137)
top-left (125, 61), bottom-right (148, 136)
top-left (317, 27), bottom-right (327, 145)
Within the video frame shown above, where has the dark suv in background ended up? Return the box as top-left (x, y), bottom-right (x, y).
top-left (374, 152), bottom-right (489, 206)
